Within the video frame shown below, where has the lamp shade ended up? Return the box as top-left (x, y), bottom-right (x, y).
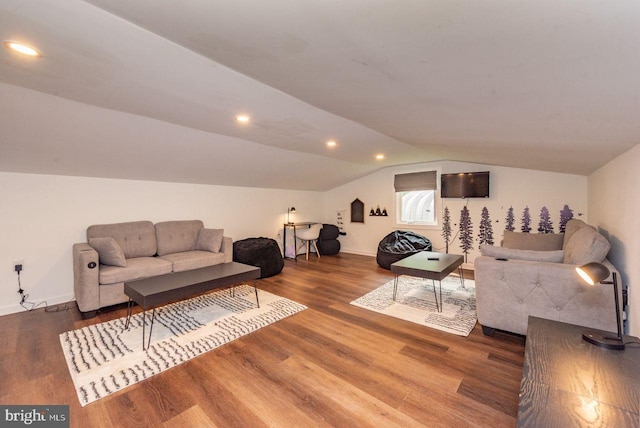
top-left (289, 207), bottom-right (296, 213)
top-left (576, 262), bottom-right (610, 285)
top-left (575, 262), bottom-right (624, 350)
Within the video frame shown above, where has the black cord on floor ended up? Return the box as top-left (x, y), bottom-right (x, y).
top-left (17, 271), bottom-right (72, 313)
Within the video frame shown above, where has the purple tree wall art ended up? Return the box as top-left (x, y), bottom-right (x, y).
top-left (441, 206), bottom-right (452, 253)
top-left (537, 206), bottom-right (555, 234)
top-left (505, 206), bottom-right (515, 232)
top-left (459, 206), bottom-right (473, 262)
top-left (478, 207), bottom-right (494, 246)
top-left (521, 206), bottom-right (532, 233)
top-left (559, 205), bottom-right (574, 233)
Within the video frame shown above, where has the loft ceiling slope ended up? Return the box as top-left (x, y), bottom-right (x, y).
top-left (0, 0), bottom-right (638, 190)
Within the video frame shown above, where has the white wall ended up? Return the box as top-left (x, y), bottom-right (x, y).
top-left (0, 162), bottom-right (593, 318)
top-left (0, 172), bottom-right (321, 315)
top-left (323, 161), bottom-right (587, 264)
top-left (588, 143), bottom-right (640, 337)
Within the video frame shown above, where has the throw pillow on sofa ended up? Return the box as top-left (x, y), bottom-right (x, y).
top-left (563, 226), bottom-right (610, 265)
top-left (480, 244), bottom-right (565, 263)
top-left (88, 237), bottom-right (127, 267)
top-left (502, 230), bottom-right (564, 251)
top-left (197, 228), bottom-right (224, 253)
top-left (563, 219), bottom-right (595, 249)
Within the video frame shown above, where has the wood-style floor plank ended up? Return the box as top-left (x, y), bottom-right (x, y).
top-left (163, 405), bottom-right (217, 428)
top-left (0, 252), bottom-right (525, 427)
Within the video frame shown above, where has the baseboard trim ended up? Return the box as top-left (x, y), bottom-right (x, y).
top-left (340, 249), bottom-right (376, 257)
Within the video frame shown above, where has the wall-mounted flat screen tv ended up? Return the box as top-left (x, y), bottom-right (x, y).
top-left (441, 171), bottom-right (490, 198)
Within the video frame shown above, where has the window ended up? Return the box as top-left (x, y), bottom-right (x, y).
top-left (394, 171), bottom-right (438, 226)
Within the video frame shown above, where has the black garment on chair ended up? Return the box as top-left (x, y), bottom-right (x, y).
top-left (376, 230), bottom-right (432, 270)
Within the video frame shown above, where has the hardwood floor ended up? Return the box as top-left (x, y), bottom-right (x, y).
top-left (0, 253), bottom-right (525, 427)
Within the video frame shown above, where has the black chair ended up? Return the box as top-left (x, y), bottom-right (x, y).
top-left (317, 224), bottom-right (341, 255)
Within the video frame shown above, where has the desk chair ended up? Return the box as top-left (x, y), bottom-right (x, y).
top-left (296, 223), bottom-right (322, 260)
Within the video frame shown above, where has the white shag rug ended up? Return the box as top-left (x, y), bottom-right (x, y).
top-left (351, 275), bottom-right (476, 336)
top-left (60, 285), bottom-right (306, 406)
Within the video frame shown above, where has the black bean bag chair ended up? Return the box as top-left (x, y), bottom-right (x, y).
top-left (317, 224), bottom-right (341, 255)
top-left (233, 237), bottom-right (284, 278)
top-left (376, 231), bottom-right (432, 270)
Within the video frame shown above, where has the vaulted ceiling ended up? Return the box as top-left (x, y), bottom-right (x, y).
top-left (1, 1), bottom-right (638, 190)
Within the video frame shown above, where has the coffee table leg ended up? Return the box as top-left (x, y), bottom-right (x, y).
top-left (438, 280), bottom-right (442, 312)
top-left (142, 309), bottom-right (146, 350)
top-left (458, 265), bottom-right (465, 289)
top-left (146, 308), bottom-right (156, 350)
top-left (253, 280), bottom-right (260, 308)
top-left (431, 279), bottom-right (440, 312)
top-left (393, 275), bottom-right (399, 301)
top-left (124, 298), bottom-right (134, 330)
top-left (142, 308), bottom-right (156, 351)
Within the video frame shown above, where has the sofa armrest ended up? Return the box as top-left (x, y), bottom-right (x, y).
top-left (73, 243), bottom-right (100, 313)
top-left (474, 256), bottom-right (620, 335)
top-left (221, 236), bottom-right (233, 263)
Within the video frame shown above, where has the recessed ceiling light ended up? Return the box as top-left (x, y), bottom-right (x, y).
top-left (236, 115), bottom-right (250, 124)
top-left (326, 140), bottom-right (337, 148)
top-left (376, 154), bottom-right (385, 160)
top-left (4, 41), bottom-right (42, 57)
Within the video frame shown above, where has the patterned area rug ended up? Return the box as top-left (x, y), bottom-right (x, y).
top-left (351, 275), bottom-right (476, 336)
top-left (60, 285), bottom-right (306, 406)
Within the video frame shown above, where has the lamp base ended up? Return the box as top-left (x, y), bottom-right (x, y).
top-left (582, 330), bottom-right (625, 350)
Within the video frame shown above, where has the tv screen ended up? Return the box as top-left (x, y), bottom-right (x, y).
top-left (441, 171), bottom-right (490, 198)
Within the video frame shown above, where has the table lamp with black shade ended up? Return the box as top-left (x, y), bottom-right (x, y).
top-left (575, 262), bottom-right (625, 350)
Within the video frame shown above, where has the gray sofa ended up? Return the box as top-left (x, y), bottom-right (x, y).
top-left (474, 219), bottom-right (620, 336)
top-left (73, 220), bottom-right (232, 318)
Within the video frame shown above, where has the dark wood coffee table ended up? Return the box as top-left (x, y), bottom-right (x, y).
top-left (390, 251), bottom-right (464, 312)
top-left (124, 262), bottom-right (261, 349)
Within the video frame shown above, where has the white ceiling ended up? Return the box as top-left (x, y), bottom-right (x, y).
top-left (1, 1), bottom-right (638, 190)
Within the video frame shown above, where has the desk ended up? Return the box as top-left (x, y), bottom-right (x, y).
top-left (282, 222), bottom-right (315, 260)
top-left (518, 316), bottom-right (640, 426)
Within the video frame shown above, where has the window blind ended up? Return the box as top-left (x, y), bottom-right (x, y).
top-left (394, 171), bottom-right (437, 192)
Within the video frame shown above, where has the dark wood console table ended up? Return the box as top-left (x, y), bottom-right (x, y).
top-left (518, 316), bottom-right (640, 427)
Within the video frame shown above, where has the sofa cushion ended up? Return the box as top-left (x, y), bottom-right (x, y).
top-left (88, 221), bottom-right (157, 259)
top-left (99, 257), bottom-right (173, 285)
top-left (88, 237), bottom-right (127, 267)
top-left (196, 228), bottom-right (224, 253)
top-left (155, 220), bottom-right (204, 256)
top-left (502, 231), bottom-right (564, 251)
top-left (563, 219), bottom-right (595, 250)
top-left (480, 245), bottom-right (565, 263)
top-left (158, 250), bottom-right (226, 273)
top-left (564, 226), bottom-right (610, 265)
